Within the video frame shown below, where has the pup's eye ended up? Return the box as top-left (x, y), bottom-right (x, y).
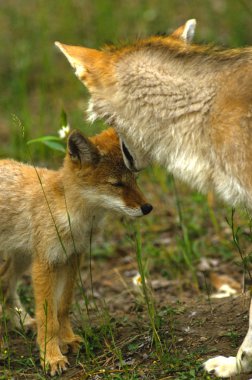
top-left (111, 181), bottom-right (124, 187)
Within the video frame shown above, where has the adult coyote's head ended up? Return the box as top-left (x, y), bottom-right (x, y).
top-left (55, 20), bottom-right (196, 171)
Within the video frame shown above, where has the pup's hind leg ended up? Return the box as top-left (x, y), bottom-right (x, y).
top-left (32, 256), bottom-right (69, 376)
top-left (57, 254), bottom-right (83, 354)
top-left (0, 254), bottom-right (35, 331)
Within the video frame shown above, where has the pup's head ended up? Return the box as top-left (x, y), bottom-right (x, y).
top-left (64, 128), bottom-right (152, 217)
top-left (56, 19), bottom-right (196, 171)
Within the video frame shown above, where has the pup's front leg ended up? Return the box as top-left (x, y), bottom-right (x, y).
top-left (204, 297), bottom-right (252, 377)
top-left (58, 254), bottom-right (83, 354)
top-left (32, 257), bottom-right (69, 376)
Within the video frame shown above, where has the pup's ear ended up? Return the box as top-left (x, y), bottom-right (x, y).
top-left (55, 42), bottom-right (108, 85)
top-left (68, 130), bottom-right (100, 165)
top-left (171, 19), bottom-right (196, 43)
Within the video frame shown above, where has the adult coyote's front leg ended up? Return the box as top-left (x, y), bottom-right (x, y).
top-left (204, 297), bottom-right (252, 377)
top-left (32, 256), bottom-right (69, 376)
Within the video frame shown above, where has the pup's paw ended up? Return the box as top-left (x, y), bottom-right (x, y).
top-left (203, 356), bottom-right (239, 377)
top-left (47, 355), bottom-right (69, 377)
top-left (59, 343), bottom-right (69, 355)
top-left (61, 334), bottom-right (83, 354)
top-left (10, 312), bottom-right (36, 333)
top-left (68, 334), bottom-right (83, 353)
top-left (23, 316), bottom-right (36, 332)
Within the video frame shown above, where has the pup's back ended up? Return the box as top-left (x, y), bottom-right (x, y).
top-left (0, 160), bottom-right (39, 254)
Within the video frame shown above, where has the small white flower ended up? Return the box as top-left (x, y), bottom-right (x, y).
top-left (189, 311), bottom-right (197, 317)
top-left (184, 326), bottom-right (191, 333)
top-left (15, 306), bottom-right (22, 313)
top-left (132, 273), bottom-right (142, 286)
top-left (58, 124), bottom-right (70, 139)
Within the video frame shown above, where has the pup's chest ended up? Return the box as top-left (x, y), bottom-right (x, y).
top-left (75, 216), bottom-right (102, 245)
top-left (67, 211), bottom-right (105, 251)
top-left (47, 211), bottom-right (106, 264)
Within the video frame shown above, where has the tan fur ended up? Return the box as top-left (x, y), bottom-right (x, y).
top-left (55, 20), bottom-right (252, 377)
top-left (56, 21), bottom-right (252, 209)
top-left (0, 128), bottom-right (150, 376)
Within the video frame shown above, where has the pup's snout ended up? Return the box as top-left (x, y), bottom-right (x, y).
top-left (141, 203), bottom-right (153, 215)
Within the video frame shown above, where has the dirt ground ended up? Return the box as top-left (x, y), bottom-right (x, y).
top-left (74, 257), bottom-right (252, 380)
top-left (2, 250), bottom-right (252, 380)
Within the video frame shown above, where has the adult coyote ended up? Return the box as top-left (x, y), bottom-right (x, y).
top-left (56, 19), bottom-right (252, 377)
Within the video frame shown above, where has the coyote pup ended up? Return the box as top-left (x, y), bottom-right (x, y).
top-left (0, 128), bottom-right (152, 376)
top-left (56, 19), bottom-right (252, 377)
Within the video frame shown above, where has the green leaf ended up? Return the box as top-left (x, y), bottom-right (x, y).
top-left (27, 136), bottom-right (61, 145)
top-left (43, 140), bottom-right (66, 153)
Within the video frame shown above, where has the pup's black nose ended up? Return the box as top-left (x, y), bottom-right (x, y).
top-left (141, 203), bottom-right (153, 215)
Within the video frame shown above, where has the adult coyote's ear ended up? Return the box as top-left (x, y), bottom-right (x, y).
top-left (170, 19), bottom-right (197, 43)
top-left (55, 42), bottom-right (112, 90)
